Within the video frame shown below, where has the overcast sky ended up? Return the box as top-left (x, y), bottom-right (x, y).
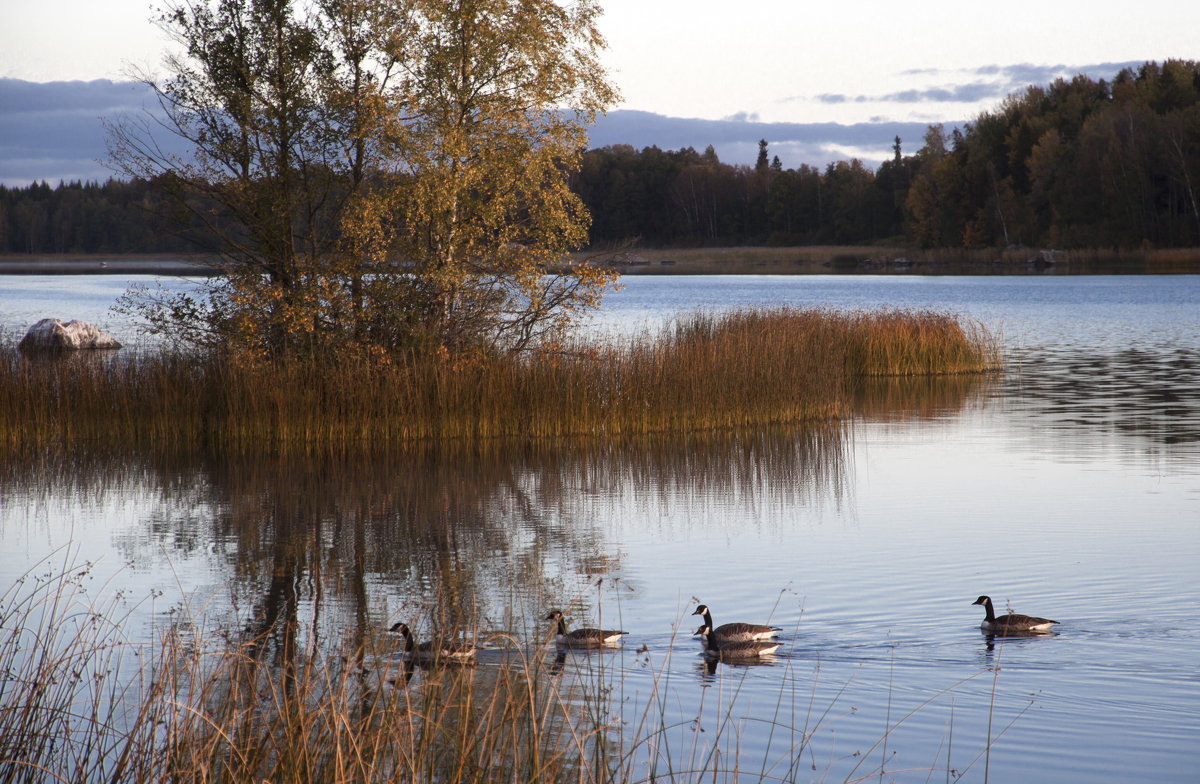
top-left (1, 0), bottom-right (1197, 184)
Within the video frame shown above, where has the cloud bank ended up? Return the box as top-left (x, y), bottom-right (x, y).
top-left (0, 78), bottom-right (164, 185)
top-left (0, 61), bottom-right (1160, 185)
top-left (810, 60), bottom-right (1147, 108)
top-left (0, 79), bottom-right (943, 186)
top-left (586, 110), bottom-right (936, 170)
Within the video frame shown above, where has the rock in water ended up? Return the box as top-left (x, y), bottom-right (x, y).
top-left (18, 319), bottom-right (122, 351)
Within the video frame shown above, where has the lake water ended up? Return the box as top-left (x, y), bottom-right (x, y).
top-left (1, 273), bottom-right (1198, 782)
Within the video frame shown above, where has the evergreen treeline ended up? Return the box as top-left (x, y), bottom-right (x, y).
top-left (0, 175), bottom-right (291, 256)
top-left (0, 178), bottom-right (200, 255)
top-left (5, 60), bottom-right (1200, 254)
top-left (573, 140), bottom-right (910, 246)
top-left (906, 59), bottom-right (1200, 249)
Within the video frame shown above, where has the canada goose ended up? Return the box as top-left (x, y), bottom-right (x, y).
top-left (695, 624), bottom-right (781, 660)
top-left (388, 622), bottom-right (478, 662)
top-left (691, 604), bottom-right (781, 643)
top-left (544, 610), bottom-right (627, 648)
top-left (971, 596), bottom-right (1059, 634)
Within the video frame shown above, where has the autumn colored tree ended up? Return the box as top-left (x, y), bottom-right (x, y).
top-left (108, 0), bottom-right (618, 358)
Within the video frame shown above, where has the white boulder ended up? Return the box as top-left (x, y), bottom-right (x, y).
top-left (18, 319), bottom-right (122, 351)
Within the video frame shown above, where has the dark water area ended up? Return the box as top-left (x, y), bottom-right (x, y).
top-left (1, 273), bottom-right (1198, 781)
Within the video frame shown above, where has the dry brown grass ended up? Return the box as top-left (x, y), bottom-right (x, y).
top-left (0, 555), bottom-right (615, 783)
top-left (0, 553), bottom-right (1010, 784)
top-left (0, 308), bottom-right (998, 454)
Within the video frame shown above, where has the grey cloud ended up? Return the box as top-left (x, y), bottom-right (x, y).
top-left (0, 78), bottom-right (152, 113)
top-left (0, 79), bottom-right (952, 185)
top-left (587, 110), bottom-right (939, 168)
top-left (971, 60), bottom-right (1147, 94)
top-left (0, 79), bottom-right (182, 186)
top-left (825, 82), bottom-right (1013, 106)
top-left (901, 61), bottom-right (1145, 82)
top-left (827, 60), bottom-right (1151, 108)
top-left (945, 83), bottom-right (1013, 102)
top-left (990, 61), bottom-right (1143, 85)
top-left (879, 82), bottom-right (1010, 104)
top-left (1, 157), bottom-right (113, 186)
top-left (0, 79), bottom-right (148, 184)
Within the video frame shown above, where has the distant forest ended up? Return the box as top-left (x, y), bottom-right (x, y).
top-left (4, 60), bottom-right (1200, 254)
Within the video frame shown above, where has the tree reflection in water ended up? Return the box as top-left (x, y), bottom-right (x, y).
top-left (0, 369), bottom-right (1020, 659)
top-left (0, 427), bottom-right (861, 638)
top-left (0, 371), bottom-right (1020, 781)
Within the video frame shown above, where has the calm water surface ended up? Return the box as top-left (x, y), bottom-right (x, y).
top-left (1, 273), bottom-right (1198, 782)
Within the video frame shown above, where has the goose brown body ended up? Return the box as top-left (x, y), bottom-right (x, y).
top-left (389, 622), bottom-right (478, 661)
top-left (545, 610), bottom-right (627, 648)
top-left (692, 604), bottom-right (781, 643)
top-left (695, 624), bottom-right (781, 660)
top-left (971, 596), bottom-right (1059, 634)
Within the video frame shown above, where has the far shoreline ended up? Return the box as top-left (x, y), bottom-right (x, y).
top-left (0, 254), bottom-right (221, 276)
top-left (3, 246), bottom-right (1199, 276)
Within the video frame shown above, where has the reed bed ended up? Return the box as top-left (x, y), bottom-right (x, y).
top-left (0, 556), bottom-right (1011, 784)
top-left (0, 555), bottom-right (603, 783)
top-left (0, 308), bottom-right (999, 454)
top-left (840, 309), bottom-right (1000, 377)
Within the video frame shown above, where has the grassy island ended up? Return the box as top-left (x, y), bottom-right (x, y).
top-left (1, 307), bottom-right (999, 455)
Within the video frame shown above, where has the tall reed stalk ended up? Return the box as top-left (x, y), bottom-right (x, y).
top-left (0, 556), bottom-right (608, 783)
top-left (0, 308), bottom-right (998, 454)
top-left (0, 559), bottom-right (1017, 784)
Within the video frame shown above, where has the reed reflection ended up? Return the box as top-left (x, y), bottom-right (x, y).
top-left (0, 357), bottom-right (1009, 661)
top-left (0, 379), bottom-right (991, 783)
top-left (202, 427), bottom-right (857, 655)
top-left (0, 425), bottom-right (867, 647)
top-left (851, 372), bottom-right (993, 422)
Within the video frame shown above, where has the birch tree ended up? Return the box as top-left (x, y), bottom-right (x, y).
top-left (109, 0), bottom-right (618, 358)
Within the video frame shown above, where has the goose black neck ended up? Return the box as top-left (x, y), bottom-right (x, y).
top-left (555, 616), bottom-right (570, 636)
top-left (981, 598), bottom-right (996, 622)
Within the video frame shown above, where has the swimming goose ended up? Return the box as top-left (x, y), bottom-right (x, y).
top-left (971, 596), bottom-right (1059, 634)
top-left (691, 604), bottom-right (781, 643)
top-left (388, 622), bottom-right (478, 662)
top-left (545, 610), bottom-right (627, 648)
top-left (695, 624), bottom-right (781, 660)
